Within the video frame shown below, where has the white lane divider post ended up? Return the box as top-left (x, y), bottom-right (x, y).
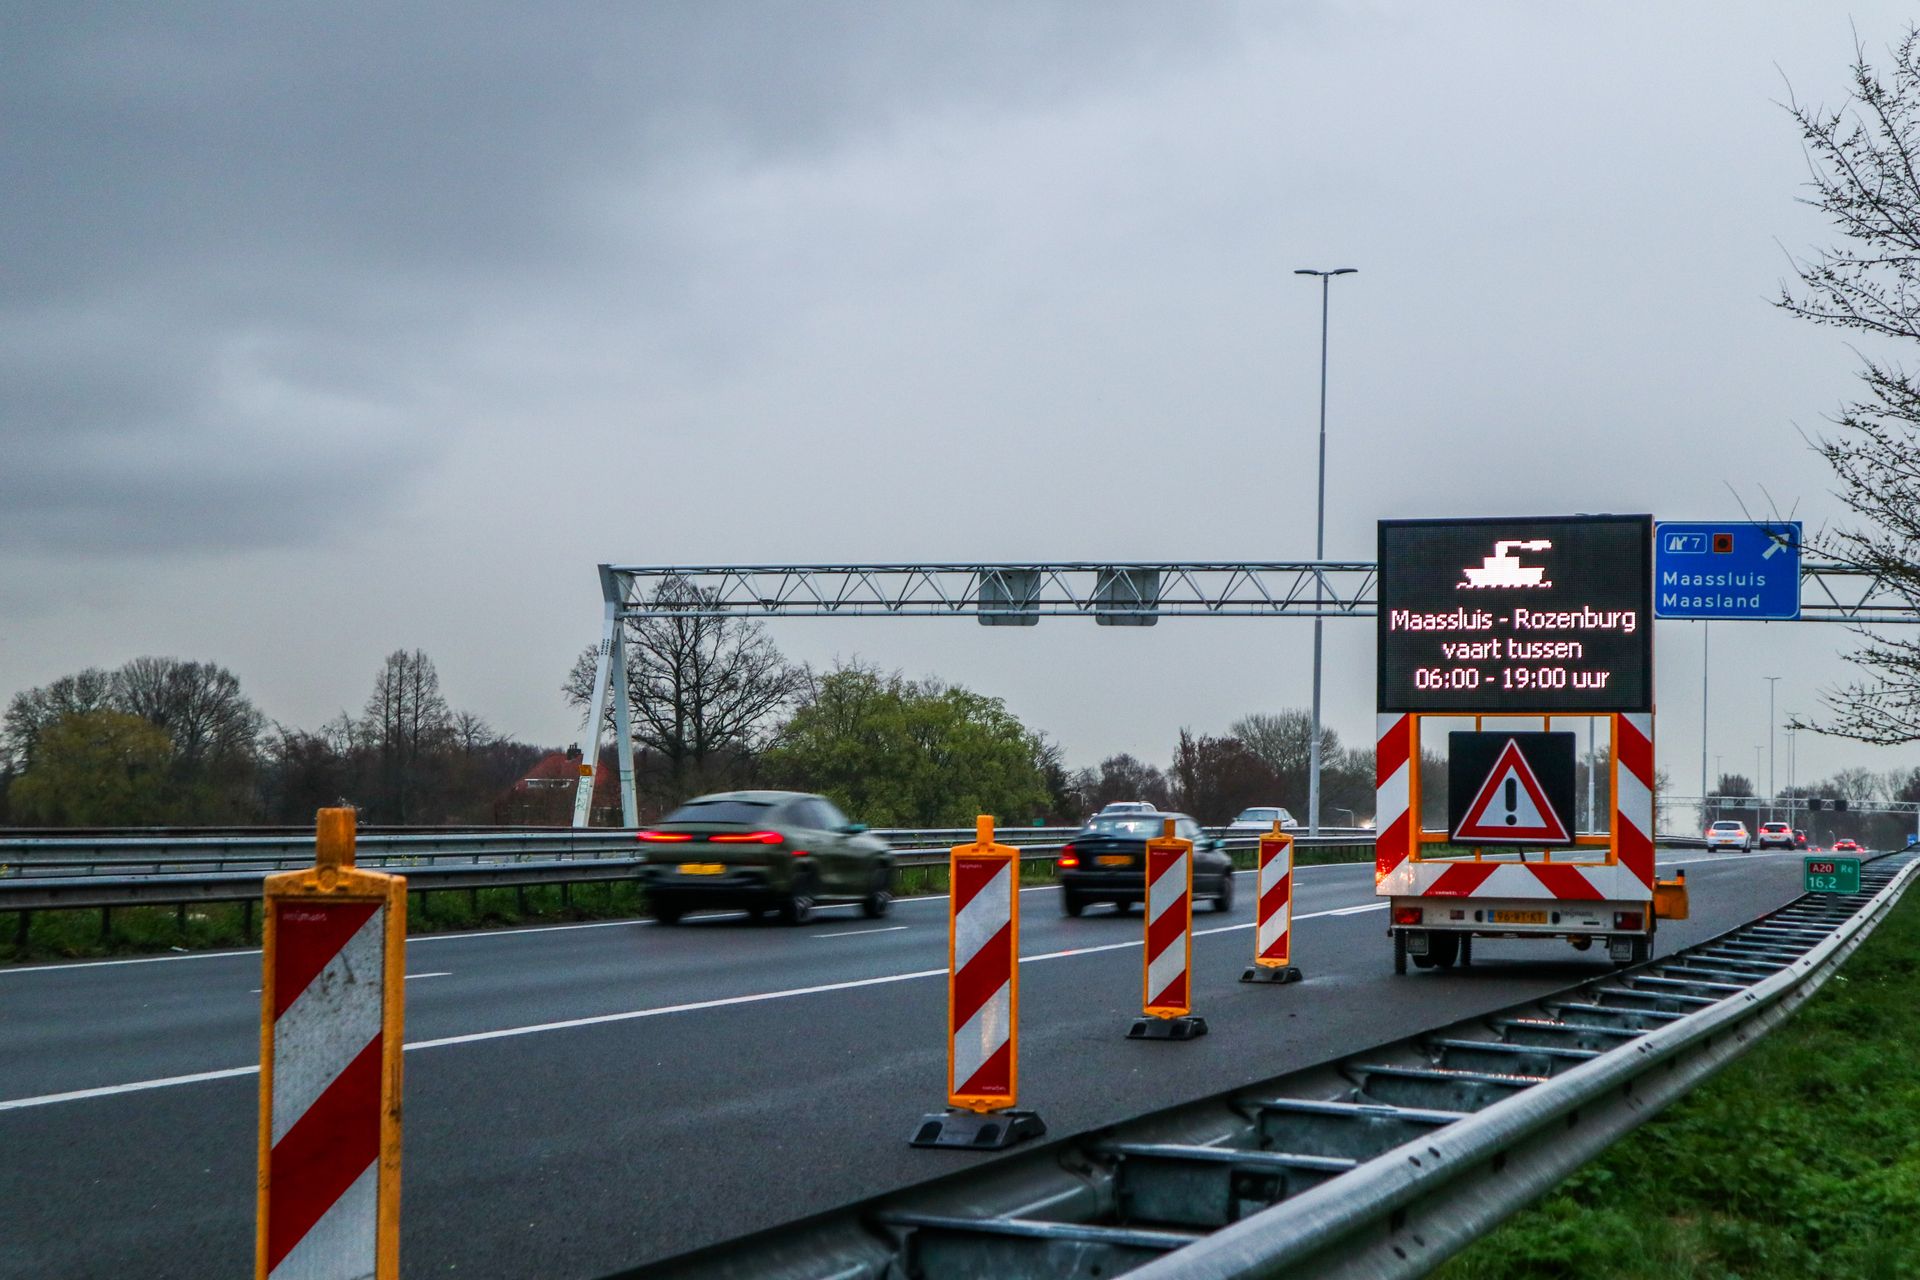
top-left (1242, 823), bottom-right (1304, 984)
top-left (257, 808), bottom-right (405, 1280)
top-left (910, 815), bottom-right (1045, 1150)
top-left (1129, 819), bottom-right (1207, 1040)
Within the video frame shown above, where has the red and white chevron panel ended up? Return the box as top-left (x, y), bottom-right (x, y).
top-left (1254, 833), bottom-right (1294, 967)
top-left (1615, 711), bottom-right (1657, 893)
top-left (266, 900), bottom-right (388, 1279)
top-left (948, 854), bottom-right (1016, 1108)
top-left (1375, 713), bottom-right (1414, 885)
top-left (1143, 841), bottom-right (1192, 1014)
top-left (1376, 713), bottom-right (1659, 903)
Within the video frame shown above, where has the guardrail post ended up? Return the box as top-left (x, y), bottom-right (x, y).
top-left (1243, 824), bottom-right (1303, 984)
top-left (909, 815), bottom-right (1044, 1150)
top-left (1130, 818), bottom-right (1207, 1039)
top-left (257, 809), bottom-right (405, 1280)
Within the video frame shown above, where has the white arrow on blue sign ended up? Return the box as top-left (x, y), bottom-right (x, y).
top-left (1654, 521), bottom-right (1801, 620)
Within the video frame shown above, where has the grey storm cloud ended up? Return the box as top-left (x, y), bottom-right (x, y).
top-left (2, 3), bottom-right (1230, 553)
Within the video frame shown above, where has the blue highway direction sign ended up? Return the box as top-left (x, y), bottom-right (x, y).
top-left (1654, 521), bottom-right (1801, 620)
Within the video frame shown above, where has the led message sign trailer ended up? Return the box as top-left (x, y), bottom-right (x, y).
top-left (1378, 515), bottom-right (1654, 713)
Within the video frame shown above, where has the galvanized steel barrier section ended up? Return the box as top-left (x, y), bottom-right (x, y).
top-left (609, 852), bottom-right (1910, 1279)
top-left (1130, 852), bottom-right (1920, 1279)
top-left (0, 828), bottom-right (1385, 917)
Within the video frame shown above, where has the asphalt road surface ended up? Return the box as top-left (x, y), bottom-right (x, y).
top-left (0, 848), bottom-right (1816, 1280)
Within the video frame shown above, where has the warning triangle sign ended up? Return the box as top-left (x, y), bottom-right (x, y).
top-left (1453, 739), bottom-right (1571, 843)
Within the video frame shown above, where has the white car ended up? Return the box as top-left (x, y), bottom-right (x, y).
top-left (1227, 806), bottom-right (1300, 834)
top-left (1097, 801), bottom-right (1157, 816)
top-left (1705, 820), bottom-right (1752, 852)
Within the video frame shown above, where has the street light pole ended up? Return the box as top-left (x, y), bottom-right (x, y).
top-left (1700, 623), bottom-right (1709, 829)
top-left (1765, 676), bottom-right (1781, 822)
top-left (1294, 266), bottom-right (1356, 841)
top-left (1786, 722), bottom-right (1797, 829)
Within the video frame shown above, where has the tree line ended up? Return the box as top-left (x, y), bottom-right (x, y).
top-left (0, 582), bottom-right (1391, 829)
top-left (0, 652), bottom-right (544, 826)
top-left (1708, 767), bottom-right (1920, 847)
top-left (558, 580), bottom-right (1387, 828)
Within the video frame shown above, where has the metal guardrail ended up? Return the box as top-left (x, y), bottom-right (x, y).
top-left (0, 825), bottom-right (1381, 877)
top-left (0, 824), bottom-right (1703, 917)
top-left (0, 832), bottom-right (1380, 914)
top-left (612, 851), bottom-right (1915, 1279)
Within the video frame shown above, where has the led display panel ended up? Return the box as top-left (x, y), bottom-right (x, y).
top-left (1378, 515), bottom-right (1653, 712)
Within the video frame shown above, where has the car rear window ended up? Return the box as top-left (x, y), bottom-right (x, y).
top-left (1235, 808), bottom-right (1279, 822)
top-left (664, 799), bottom-right (775, 825)
top-left (1085, 815), bottom-right (1164, 836)
top-left (1711, 822), bottom-right (1744, 831)
top-left (1762, 823), bottom-right (1789, 831)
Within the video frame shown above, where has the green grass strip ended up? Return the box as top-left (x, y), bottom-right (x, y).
top-left (1438, 881), bottom-right (1920, 1280)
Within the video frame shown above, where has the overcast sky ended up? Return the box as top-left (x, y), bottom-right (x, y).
top-left (6, 2), bottom-right (1918, 809)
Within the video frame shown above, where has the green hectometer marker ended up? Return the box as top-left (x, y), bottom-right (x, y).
top-left (1804, 855), bottom-right (1860, 894)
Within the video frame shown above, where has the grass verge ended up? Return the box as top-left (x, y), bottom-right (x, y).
top-left (1437, 880), bottom-right (1920, 1280)
top-left (0, 842), bottom-right (1378, 964)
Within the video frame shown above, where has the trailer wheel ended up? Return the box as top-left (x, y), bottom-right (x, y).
top-left (1392, 930), bottom-right (1407, 975)
top-left (1430, 933), bottom-right (1460, 970)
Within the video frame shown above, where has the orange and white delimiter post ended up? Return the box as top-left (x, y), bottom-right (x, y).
top-left (910, 815), bottom-right (1045, 1150)
top-left (1129, 819), bottom-right (1208, 1039)
top-left (1242, 824), bottom-right (1303, 984)
top-left (257, 808), bottom-right (405, 1280)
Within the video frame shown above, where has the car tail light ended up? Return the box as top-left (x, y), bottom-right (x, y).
top-left (710, 831), bottom-right (783, 844)
top-left (1614, 911), bottom-right (1644, 930)
top-left (791, 848), bottom-right (809, 857)
top-left (1393, 907), bottom-right (1422, 926)
top-left (637, 830), bottom-right (692, 843)
top-left (1058, 853), bottom-right (1080, 868)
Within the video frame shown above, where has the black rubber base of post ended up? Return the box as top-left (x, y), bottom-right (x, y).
top-left (909, 1108), bottom-right (1047, 1150)
top-left (1240, 964), bottom-right (1304, 984)
top-left (1128, 1015), bottom-right (1209, 1040)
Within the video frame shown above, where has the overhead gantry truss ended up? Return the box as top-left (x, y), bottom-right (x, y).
top-left (571, 558), bottom-right (1920, 826)
top-left (593, 560), bottom-right (1915, 624)
top-left (599, 560), bottom-right (1379, 621)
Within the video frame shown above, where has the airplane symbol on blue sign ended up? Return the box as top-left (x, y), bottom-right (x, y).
top-left (1663, 533), bottom-right (1707, 555)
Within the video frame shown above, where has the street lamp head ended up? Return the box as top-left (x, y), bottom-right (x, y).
top-left (1294, 267), bottom-right (1359, 277)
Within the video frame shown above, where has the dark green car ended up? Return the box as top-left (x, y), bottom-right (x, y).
top-left (635, 790), bottom-right (894, 925)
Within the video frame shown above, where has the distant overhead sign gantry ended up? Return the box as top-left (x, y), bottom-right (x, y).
top-left (598, 561), bottom-right (1378, 623)
top-left (572, 553), bottom-right (1919, 827)
top-left (595, 559), bottom-right (1914, 625)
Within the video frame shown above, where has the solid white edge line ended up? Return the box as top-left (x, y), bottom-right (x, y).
top-left (811, 926), bottom-right (909, 939)
top-left (0, 1065), bottom-right (260, 1112)
top-left (0, 901), bottom-right (1394, 1110)
top-left (0, 850), bottom-right (1789, 976)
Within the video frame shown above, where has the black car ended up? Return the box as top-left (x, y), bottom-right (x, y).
top-left (1057, 811), bottom-right (1234, 917)
top-left (635, 790), bottom-right (893, 924)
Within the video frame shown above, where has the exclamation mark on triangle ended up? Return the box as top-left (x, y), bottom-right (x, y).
top-left (1504, 777), bottom-right (1517, 825)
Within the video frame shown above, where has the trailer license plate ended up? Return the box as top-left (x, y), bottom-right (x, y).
top-left (1492, 910), bottom-right (1548, 925)
top-left (1096, 855), bottom-right (1131, 865)
top-left (678, 862), bottom-right (726, 875)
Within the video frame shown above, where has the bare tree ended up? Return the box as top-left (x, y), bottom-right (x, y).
top-left (450, 710), bottom-right (497, 754)
top-left (563, 576), bottom-right (804, 799)
top-left (1169, 730), bottom-right (1277, 824)
top-left (1081, 753), bottom-right (1173, 812)
top-left (364, 649), bottom-right (453, 821)
top-left (1230, 711), bottom-right (1341, 812)
top-left (3, 668), bottom-right (115, 771)
top-left (113, 657), bottom-right (264, 768)
top-left (1780, 29), bottom-right (1920, 743)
